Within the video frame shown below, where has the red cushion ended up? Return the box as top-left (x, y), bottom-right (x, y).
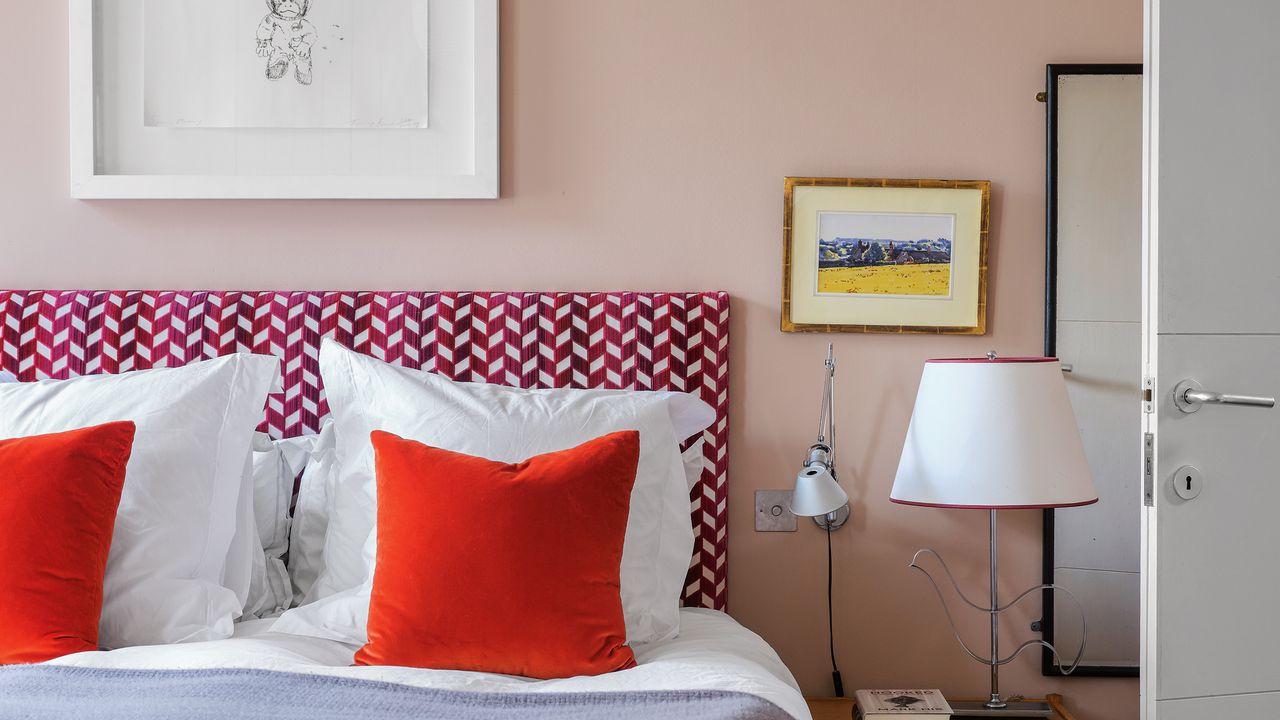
top-left (0, 422), bottom-right (136, 664)
top-left (354, 430), bottom-right (640, 679)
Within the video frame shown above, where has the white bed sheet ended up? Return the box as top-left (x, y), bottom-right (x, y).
top-left (50, 608), bottom-right (810, 720)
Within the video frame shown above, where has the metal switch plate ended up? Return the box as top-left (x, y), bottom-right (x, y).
top-left (1172, 465), bottom-right (1204, 501)
top-left (755, 490), bottom-right (797, 532)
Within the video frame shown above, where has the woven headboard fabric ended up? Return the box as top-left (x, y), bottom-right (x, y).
top-left (0, 290), bottom-right (731, 611)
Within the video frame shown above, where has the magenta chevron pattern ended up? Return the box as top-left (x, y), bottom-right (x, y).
top-left (0, 290), bottom-right (731, 611)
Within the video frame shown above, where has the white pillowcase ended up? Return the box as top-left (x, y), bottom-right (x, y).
top-left (287, 420), bottom-right (337, 607)
top-left (0, 354), bottom-right (280, 648)
top-left (236, 432), bottom-right (320, 619)
top-left (220, 451), bottom-right (260, 619)
top-left (272, 339), bottom-right (714, 646)
top-left (682, 438), bottom-right (707, 491)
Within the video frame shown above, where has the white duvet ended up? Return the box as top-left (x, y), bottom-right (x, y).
top-left (50, 608), bottom-right (810, 720)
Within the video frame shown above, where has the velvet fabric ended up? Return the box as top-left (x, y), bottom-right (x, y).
top-left (355, 430), bottom-right (640, 679)
top-left (0, 422), bottom-right (136, 664)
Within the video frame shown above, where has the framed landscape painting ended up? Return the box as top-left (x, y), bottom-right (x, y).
top-left (782, 178), bottom-right (990, 334)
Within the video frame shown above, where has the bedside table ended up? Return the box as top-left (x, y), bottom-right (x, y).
top-left (805, 694), bottom-right (1078, 720)
top-left (805, 697), bottom-right (854, 720)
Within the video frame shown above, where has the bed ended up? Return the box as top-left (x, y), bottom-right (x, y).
top-left (0, 291), bottom-right (808, 720)
top-left (12, 609), bottom-right (805, 719)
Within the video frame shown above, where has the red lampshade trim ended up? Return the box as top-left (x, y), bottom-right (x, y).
top-left (925, 356), bottom-right (1058, 364)
top-left (890, 496), bottom-right (1098, 510)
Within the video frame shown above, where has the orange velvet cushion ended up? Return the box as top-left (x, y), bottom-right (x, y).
top-left (0, 422), bottom-right (136, 664)
top-left (354, 430), bottom-right (640, 679)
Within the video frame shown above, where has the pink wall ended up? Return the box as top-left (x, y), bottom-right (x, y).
top-left (0, 1), bottom-right (1141, 717)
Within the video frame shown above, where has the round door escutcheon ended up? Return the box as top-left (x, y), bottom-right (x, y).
top-left (1172, 465), bottom-right (1204, 501)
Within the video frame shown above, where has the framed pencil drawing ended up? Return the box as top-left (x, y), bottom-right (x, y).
top-left (69, 0), bottom-right (498, 200)
top-left (782, 178), bottom-right (990, 334)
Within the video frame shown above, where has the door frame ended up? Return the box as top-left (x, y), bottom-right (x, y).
top-left (1141, 1), bottom-right (1159, 717)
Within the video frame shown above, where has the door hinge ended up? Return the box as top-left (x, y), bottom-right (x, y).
top-left (1143, 376), bottom-right (1154, 413)
top-left (1143, 432), bottom-right (1155, 507)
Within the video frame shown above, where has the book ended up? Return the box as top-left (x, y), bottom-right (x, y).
top-left (855, 689), bottom-right (953, 719)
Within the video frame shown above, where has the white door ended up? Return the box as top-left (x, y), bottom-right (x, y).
top-left (1144, 1), bottom-right (1280, 718)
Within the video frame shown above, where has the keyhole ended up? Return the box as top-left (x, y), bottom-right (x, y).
top-left (1174, 466), bottom-right (1202, 499)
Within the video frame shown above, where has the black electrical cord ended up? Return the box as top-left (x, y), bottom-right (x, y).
top-left (827, 522), bottom-right (844, 697)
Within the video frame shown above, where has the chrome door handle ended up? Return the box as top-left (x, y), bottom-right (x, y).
top-left (1174, 378), bottom-right (1276, 413)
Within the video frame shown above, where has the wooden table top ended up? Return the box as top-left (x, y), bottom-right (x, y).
top-left (805, 694), bottom-right (1077, 720)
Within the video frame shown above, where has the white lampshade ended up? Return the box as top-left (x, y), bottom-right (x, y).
top-left (890, 357), bottom-right (1097, 509)
top-left (792, 464), bottom-right (850, 517)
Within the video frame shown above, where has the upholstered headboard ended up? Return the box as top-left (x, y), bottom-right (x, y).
top-left (0, 291), bottom-right (731, 611)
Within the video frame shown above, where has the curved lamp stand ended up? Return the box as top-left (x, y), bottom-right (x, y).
top-left (908, 511), bottom-right (1087, 716)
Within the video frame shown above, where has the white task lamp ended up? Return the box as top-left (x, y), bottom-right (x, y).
top-left (791, 344), bottom-right (851, 527)
top-left (890, 354), bottom-right (1096, 717)
top-left (789, 344), bottom-right (852, 698)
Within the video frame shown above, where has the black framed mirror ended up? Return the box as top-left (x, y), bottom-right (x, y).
top-left (1041, 63), bottom-right (1142, 678)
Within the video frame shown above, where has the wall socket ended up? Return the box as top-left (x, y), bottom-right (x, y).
top-left (755, 490), bottom-right (797, 532)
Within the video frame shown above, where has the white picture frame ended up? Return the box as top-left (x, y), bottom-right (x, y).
top-left (69, 0), bottom-right (499, 200)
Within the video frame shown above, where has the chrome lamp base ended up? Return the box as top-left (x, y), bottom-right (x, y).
top-left (908, 510), bottom-right (1087, 718)
top-left (948, 699), bottom-right (1053, 717)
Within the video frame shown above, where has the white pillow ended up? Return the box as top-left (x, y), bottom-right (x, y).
top-left (1, 367), bottom-right (300, 622)
top-left (0, 354), bottom-right (280, 647)
top-left (272, 339), bottom-right (714, 646)
top-left (221, 451), bottom-right (260, 618)
top-left (235, 432), bottom-right (320, 619)
top-left (682, 438), bottom-right (706, 491)
top-left (287, 420), bottom-right (337, 606)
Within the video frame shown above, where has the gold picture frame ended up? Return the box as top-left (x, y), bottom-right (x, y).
top-left (782, 177), bottom-right (990, 334)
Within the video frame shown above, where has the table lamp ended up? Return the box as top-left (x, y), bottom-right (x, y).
top-left (890, 354), bottom-right (1096, 717)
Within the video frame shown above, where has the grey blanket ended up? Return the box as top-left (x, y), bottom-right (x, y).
top-left (0, 666), bottom-right (796, 720)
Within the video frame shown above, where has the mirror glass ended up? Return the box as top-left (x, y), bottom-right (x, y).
top-left (1043, 64), bottom-right (1142, 676)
